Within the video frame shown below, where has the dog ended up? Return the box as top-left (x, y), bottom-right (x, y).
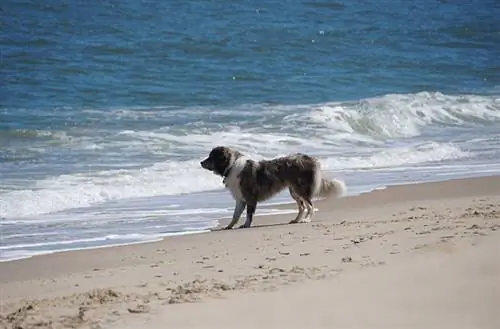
top-left (200, 146), bottom-right (346, 229)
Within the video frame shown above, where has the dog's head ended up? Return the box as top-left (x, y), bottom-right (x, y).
top-left (200, 146), bottom-right (235, 177)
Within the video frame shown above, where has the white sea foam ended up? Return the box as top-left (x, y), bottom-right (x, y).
top-left (0, 233), bottom-right (158, 251)
top-left (0, 142), bottom-right (470, 219)
top-left (0, 230), bottom-right (211, 262)
top-left (284, 91), bottom-right (500, 139)
top-left (0, 160), bottom-right (220, 218)
top-left (57, 91), bottom-right (500, 154)
top-left (323, 142), bottom-right (469, 170)
top-left (1, 91), bottom-right (498, 219)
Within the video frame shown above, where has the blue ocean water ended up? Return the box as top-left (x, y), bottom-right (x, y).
top-left (1, 0), bottom-right (500, 261)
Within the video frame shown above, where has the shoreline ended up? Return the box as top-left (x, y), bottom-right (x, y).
top-left (1, 174), bottom-right (499, 328)
top-left (0, 230), bottom-right (212, 264)
top-left (1, 173), bottom-right (498, 264)
top-left (0, 175), bottom-right (496, 265)
top-left (1, 174), bottom-right (498, 278)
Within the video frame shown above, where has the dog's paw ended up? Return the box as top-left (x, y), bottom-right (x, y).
top-left (223, 226), bottom-right (234, 230)
top-left (297, 218), bottom-right (311, 224)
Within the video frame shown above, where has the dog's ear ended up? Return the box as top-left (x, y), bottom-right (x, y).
top-left (210, 146), bottom-right (226, 156)
top-left (210, 146), bottom-right (229, 161)
top-left (207, 146), bottom-right (233, 176)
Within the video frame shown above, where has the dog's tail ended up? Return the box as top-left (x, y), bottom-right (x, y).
top-left (316, 177), bottom-right (347, 199)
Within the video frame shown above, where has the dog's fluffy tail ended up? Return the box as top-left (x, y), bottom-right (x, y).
top-left (316, 177), bottom-right (347, 199)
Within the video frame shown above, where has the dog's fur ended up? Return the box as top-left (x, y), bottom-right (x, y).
top-left (200, 146), bottom-right (346, 229)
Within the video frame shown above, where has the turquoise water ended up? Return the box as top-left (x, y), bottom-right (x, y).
top-left (1, 0), bottom-right (500, 261)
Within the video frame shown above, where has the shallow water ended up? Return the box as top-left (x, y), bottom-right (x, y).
top-left (1, 0), bottom-right (499, 261)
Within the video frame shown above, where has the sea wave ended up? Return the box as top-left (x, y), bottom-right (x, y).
top-left (284, 91), bottom-right (500, 138)
top-left (0, 141), bottom-right (469, 219)
top-left (1, 91), bottom-right (498, 218)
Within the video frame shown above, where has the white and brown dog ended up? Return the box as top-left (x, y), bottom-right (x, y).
top-left (200, 146), bottom-right (346, 229)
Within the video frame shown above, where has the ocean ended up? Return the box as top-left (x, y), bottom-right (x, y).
top-left (1, 0), bottom-right (499, 261)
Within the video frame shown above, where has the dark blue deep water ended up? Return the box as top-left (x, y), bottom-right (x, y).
top-left (1, 0), bottom-right (500, 260)
top-left (2, 0), bottom-right (499, 110)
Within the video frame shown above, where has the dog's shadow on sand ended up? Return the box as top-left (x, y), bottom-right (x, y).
top-left (210, 222), bottom-right (292, 232)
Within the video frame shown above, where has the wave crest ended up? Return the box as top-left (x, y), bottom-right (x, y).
top-left (285, 91), bottom-right (500, 138)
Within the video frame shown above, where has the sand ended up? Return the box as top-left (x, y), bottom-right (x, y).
top-left (1, 176), bottom-right (499, 329)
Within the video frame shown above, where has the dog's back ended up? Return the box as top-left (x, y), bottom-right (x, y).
top-left (236, 154), bottom-right (317, 203)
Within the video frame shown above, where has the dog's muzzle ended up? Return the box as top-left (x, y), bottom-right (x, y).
top-left (200, 158), bottom-right (213, 171)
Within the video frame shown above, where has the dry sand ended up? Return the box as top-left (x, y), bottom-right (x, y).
top-left (1, 176), bottom-right (499, 329)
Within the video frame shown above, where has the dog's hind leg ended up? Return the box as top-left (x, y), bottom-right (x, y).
top-left (302, 199), bottom-right (314, 222)
top-left (294, 185), bottom-right (314, 223)
top-left (225, 201), bottom-right (246, 229)
top-left (240, 202), bottom-right (257, 228)
top-left (289, 187), bottom-right (305, 224)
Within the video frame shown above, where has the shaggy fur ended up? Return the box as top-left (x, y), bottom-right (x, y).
top-left (200, 146), bottom-right (346, 229)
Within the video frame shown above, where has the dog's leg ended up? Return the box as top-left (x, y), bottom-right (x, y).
top-left (240, 203), bottom-right (256, 228)
top-left (225, 201), bottom-right (246, 229)
top-left (289, 188), bottom-right (305, 224)
top-left (289, 200), bottom-right (305, 224)
top-left (301, 199), bottom-right (314, 223)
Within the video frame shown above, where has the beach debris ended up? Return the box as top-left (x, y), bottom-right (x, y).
top-left (212, 282), bottom-right (232, 291)
top-left (341, 256), bottom-right (352, 263)
top-left (269, 267), bottom-right (286, 274)
top-left (128, 304), bottom-right (149, 314)
top-left (5, 304), bottom-right (34, 321)
top-left (78, 306), bottom-right (88, 321)
top-left (290, 266), bottom-right (305, 273)
top-left (441, 235), bottom-right (454, 239)
top-left (85, 288), bottom-right (120, 304)
top-left (165, 279), bottom-right (239, 304)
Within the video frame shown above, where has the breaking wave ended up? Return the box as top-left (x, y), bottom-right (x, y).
top-left (1, 91), bottom-right (498, 219)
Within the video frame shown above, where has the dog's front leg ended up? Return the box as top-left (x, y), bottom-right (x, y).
top-left (225, 201), bottom-right (246, 229)
top-left (240, 203), bottom-right (257, 228)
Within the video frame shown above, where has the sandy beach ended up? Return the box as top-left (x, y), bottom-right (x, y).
top-left (1, 176), bottom-right (499, 329)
